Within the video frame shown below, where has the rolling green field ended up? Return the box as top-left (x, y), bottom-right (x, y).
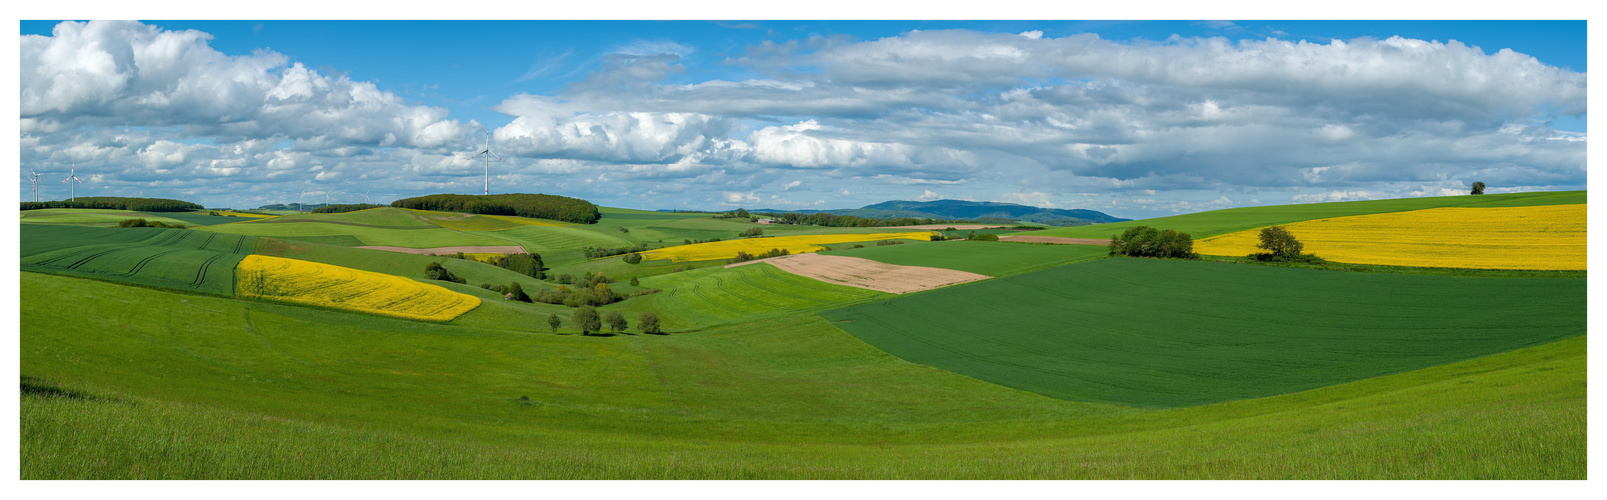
top-left (609, 263), bottom-right (887, 330)
top-left (20, 225), bottom-right (258, 295)
top-left (819, 240), bottom-right (1110, 277)
top-left (20, 208), bottom-right (197, 227)
top-left (1037, 190), bottom-right (1586, 239)
top-left (202, 220), bottom-right (516, 248)
top-left (19, 272), bottom-right (1584, 478)
top-left (821, 257), bottom-right (1585, 408)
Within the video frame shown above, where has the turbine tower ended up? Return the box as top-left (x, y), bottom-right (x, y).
top-left (467, 128), bottom-right (504, 196)
top-left (363, 189), bottom-right (371, 204)
top-left (26, 169), bottom-right (44, 202)
top-left (299, 189), bottom-right (308, 213)
top-left (61, 164), bottom-right (83, 201)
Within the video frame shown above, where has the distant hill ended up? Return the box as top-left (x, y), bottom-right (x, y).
top-left (754, 199), bottom-right (1127, 227)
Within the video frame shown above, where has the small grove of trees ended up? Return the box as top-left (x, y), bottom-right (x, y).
top-left (638, 312), bottom-right (662, 334)
top-left (22, 197), bottom-right (204, 212)
top-left (423, 262), bottom-right (466, 284)
top-left (481, 252), bottom-right (545, 279)
top-left (622, 252), bottom-right (643, 264)
top-left (1248, 226), bottom-right (1325, 263)
top-left (968, 231), bottom-right (1000, 241)
top-left (1471, 181), bottom-right (1486, 195)
top-left (583, 243), bottom-right (650, 259)
top-left (714, 208), bottom-right (752, 219)
top-left (728, 248), bottom-right (790, 264)
top-left (740, 227), bottom-right (764, 237)
top-left (390, 193), bottom-right (602, 224)
top-left (311, 203), bottom-right (386, 214)
top-left (604, 311), bottom-right (628, 334)
top-left (876, 240), bottom-right (905, 246)
top-left (1107, 226), bottom-right (1198, 259)
top-left (117, 218), bottom-right (186, 229)
top-left (573, 306), bottom-right (601, 335)
top-left (532, 282), bottom-right (625, 308)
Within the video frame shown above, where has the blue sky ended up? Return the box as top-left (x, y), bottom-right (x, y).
top-left (18, 20), bottom-right (1587, 217)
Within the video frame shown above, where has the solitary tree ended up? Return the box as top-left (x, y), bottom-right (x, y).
top-left (573, 306), bottom-right (601, 335)
top-left (638, 312), bottom-right (662, 334)
top-left (546, 313), bottom-right (560, 333)
top-left (629, 276), bottom-right (640, 287)
top-left (604, 311), bottom-right (628, 334)
top-left (1256, 225), bottom-right (1304, 260)
top-left (1471, 181), bottom-right (1486, 195)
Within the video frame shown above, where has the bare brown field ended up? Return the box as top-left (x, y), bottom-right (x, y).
top-left (730, 252), bottom-right (990, 294)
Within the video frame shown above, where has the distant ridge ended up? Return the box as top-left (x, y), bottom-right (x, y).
top-left (752, 199), bottom-right (1128, 227)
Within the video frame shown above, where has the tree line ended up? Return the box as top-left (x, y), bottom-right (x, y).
top-left (21, 197), bottom-right (203, 212)
top-left (754, 211), bottom-right (975, 228)
top-left (390, 193), bottom-right (601, 224)
top-left (311, 203), bottom-right (386, 214)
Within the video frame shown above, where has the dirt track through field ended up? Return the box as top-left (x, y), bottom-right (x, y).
top-left (356, 245), bottom-right (527, 255)
top-left (999, 235), bottom-right (1109, 245)
top-left (728, 252), bottom-right (990, 294)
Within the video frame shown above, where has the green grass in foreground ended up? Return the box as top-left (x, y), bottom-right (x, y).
top-left (821, 257), bottom-right (1584, 408)
top-left (1036, 190), bottom-right (1585, 240)
top-left (820, 240), bottom-right (1110, 277)
top-left (19, 270), bottom-right (1584, 478)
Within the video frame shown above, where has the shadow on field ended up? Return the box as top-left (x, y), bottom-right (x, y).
top-left (21, 375), bottom-right (118, 403)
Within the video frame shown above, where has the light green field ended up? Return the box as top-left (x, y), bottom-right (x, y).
top-left (202, 220), bottom-right (514, 248)
top-left (820, 240), bottom-right (1111, 277)
top-left (608, 263), bottom-right (887, 331)
top-left (20, 208), bottom-right (196, 227)
top-left (1038, 190), bottom-right (1586, 239)
top-left (19, 272), bottom-right (1585, 478)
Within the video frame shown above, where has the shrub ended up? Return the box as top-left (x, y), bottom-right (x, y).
top-left (629, 276), bottom-right (640, 287)
top-left (117, 218), bottom-right (186, 229)
top-left (740, 227), bottom-right (764, 237)
top-left (638, 312), bottom-right (662, 334)
top-left (618, 226), bottom-right (629, 233)
top-left (546, 313), bottom-right (560, 333)
top-left (622, 253), bottom-right (643, 265)
top-left (573, 306), bottom-right (601, 335)
top-left (604, 311), bottom-right (628, 334)
top-left (876, 240), bottom-right (905, 246)
top-left (973, 232), bottom-right (999, 241)
top-left (423, 262), bottom-right (466, 284)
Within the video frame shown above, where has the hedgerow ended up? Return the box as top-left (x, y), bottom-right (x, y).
top-left (389, 193), bottom-right (601, 224)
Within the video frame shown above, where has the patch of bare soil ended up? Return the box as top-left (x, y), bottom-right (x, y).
top-left (356, 245), bottom-right (527, 255)
top-left (731, 252), bottom-right (991, 294)
top-left (998, 235), bottom-right (1109, 245)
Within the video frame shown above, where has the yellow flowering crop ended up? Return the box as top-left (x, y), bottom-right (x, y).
top-left (235, 255), bottom-right (481, 321)
top-left (1194, 204), bottom-right (1585, 270)
top-left (641, 232), bottom-right (935, 262)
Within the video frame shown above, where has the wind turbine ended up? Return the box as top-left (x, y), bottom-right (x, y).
top-left (299, 189), bottom-right (308, 212)
top-left (363, 189), bottom-right (371, 204)
top-left (26, 169), bottom-right (44, 202)
top-left (466, 128), bottom-right (505, 196)
top-left (61, 163), bottom-right (83, 201)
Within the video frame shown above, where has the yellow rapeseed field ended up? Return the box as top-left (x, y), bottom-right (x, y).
top-left (235, 255), bottom-right (481, 321)
top-left (1194, 204), bottom-right (1585, 270)
top-left (641, 232), bottom-right (935, 262)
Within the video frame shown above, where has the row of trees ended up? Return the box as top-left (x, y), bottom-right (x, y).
top-left (566, 308), bottom-right (661, 335)
top-left (728, 248), bottom-right (790, 264)
top-left (1108, 226), bottom-right (1198, 259)
top-left (582, 243), bottom-right (650, 259)
top-left (755, 211), bottom-right (974, 228)
top-left (22, 197), bottom-right (203, 212)
top-left (390, 193), bottom-right (601, 224)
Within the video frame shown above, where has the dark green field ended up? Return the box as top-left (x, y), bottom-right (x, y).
top-left (20, 225), bottom-right (258, 295)
top-left (820, 257), bottom-right (1585, 407)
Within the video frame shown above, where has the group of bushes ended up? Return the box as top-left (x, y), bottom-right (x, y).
top-left (423, 262), bottom-right (467, 284)
top-left (683, 237), bottom-right (722, 245)
top-left (390, 193), bottom-right (601, 224)
top-left (728, 248), bottom-right (790, 264)
top-left (116, 218), bottom-right (187, 229)
top-left (583, 244), bottom-right (650, 260)
top-left (310, 203), bottom-right (386, 214)
top-left (1108, 226), bottom-right (1198, 259)
top-left (23, 197), bottom-right (203, 212)
top-left (739, 227), bottom-right (764, 237)
top-left (876, 240), bottom-right (905, 247)
top-left (566, 307), bottom-right (661, 335)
